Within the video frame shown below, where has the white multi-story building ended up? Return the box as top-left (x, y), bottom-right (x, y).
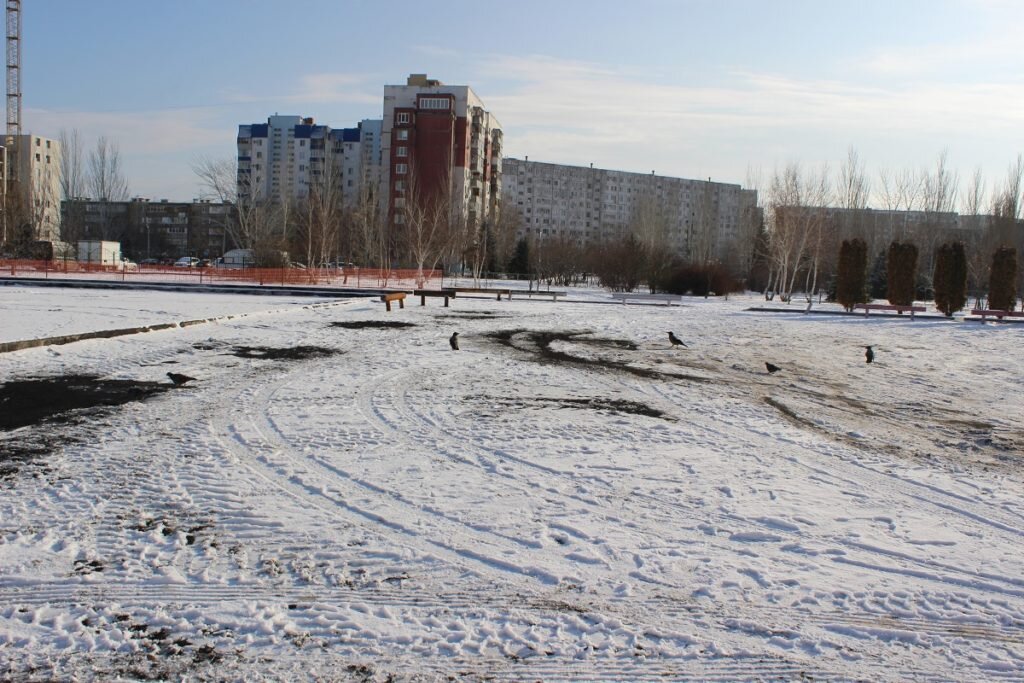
top-left (2, 134), bottom-right (62, 243)
top-left (502, 158), bottom-right (758, 263)
top-left (381, 74), bottom-right (502, 230)
top-left (237, 116), bottom-right (381, 208)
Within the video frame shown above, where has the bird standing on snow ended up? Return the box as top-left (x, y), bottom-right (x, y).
top-left (668, 331), bottom-right (687, 348)
top-left (449, 332), bottom-right (460, 351)
top-left (166, 372), bottom-right (196, 386)
top-left (765, 362), bottom-right (782, 375)
top-left (864, 345), bottom-right (874, 364)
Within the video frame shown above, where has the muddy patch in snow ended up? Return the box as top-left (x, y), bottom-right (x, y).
top-left (230, 345), bottom-right (339, 360)
top-left (0, 374), bottom-right (172, 480)
top-left (437, 312), bottom-right (514, 320)
top-left (486, 329), bottom-right (711, 383)
top-left (474, 394), bottom-right (672, 420)
top-left (329, 320), bottom-right (418, 330)
top-left (0, 374), bottom-right (172, 431)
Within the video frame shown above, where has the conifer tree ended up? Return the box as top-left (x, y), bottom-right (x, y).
top-left (987, 246), bottom-right (1018, 311)
top-left (836, 238), bottom-right (868, 312)
top-left (933, 242), bottom-right (968, 316)
top-left (886, 241), bottom-right (919, 306)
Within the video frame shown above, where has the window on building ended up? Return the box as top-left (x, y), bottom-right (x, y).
top-left (396, 129), bottom-right (408, 141)
top-left (396, 112), bottom-right (410, 124)
top-left (395, 180), bottom-right (405, 192)
top-left (396, 146), bottom-right (407, 157)
top-left (300, 140), bottom-right (306, 146)
top-left (419, 97), bottom-right (450, 110)
top-left (395, 163), bottom-right (407, 175)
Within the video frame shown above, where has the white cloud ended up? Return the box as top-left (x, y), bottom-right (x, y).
top-left (474, 53), bottom-right (1024, 184)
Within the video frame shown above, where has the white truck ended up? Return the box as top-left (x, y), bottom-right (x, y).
top-left (215, 249), bottom-right (254, 268)
top-left (77, 240), bottom-right (122, 266)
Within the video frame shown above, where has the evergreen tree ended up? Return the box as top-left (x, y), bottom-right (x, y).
top-left (987, 246), bottom-right (1018, 311)
top-left (507, 237), bottom-right (531, 279)
top-left (933, 242), bottom-right (968, 316)
top-left (836, 238), bottom-right (868, 312)
top-left (886, 241), bottom-right (919, 306)
top-left (868, 249), bottom-right (887, 299)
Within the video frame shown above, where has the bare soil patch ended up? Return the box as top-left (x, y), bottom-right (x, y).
top-left (473, 394), bottom-right (670, 420)
top-left (486, 329), bottom-right (710, 383)
top-left (329, 321), bottom-right (417, 329)
top-left (229, 345), bottom-right (339, 360)
top-left (0, 374), bottom-right (172, 480)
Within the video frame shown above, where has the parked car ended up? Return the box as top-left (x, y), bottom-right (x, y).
top-left (121, 259), bottom-right (139, 272)
top-left (140, 258), bottom-right (159, 266)
top-left (174, 257), bottom-right (200, 268)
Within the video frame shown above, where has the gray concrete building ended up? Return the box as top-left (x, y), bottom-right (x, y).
top-left (502, 158), bottom-right (759, 265)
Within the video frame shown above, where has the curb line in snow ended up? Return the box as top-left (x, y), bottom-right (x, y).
top-left (0, 298), bottom-right (357, 355)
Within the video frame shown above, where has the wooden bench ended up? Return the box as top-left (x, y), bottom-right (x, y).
top-left (970, 309), bottom-right (1024, 321)
top-left (452, 287), bottom-right (512, 301)
top-left (611, 292), bottom-right (682, 306)
top-left (380, 291), bottom-right (407, 312)
top-left (508, 289), bottom-right (567, 301)
top-left (854, 303), bottom-right (926, 319)
top-left (414, 288), bottom-right (456, 307)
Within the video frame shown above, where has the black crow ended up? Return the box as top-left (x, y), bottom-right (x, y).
top-left (668, 331), bottom-right (687, 348)
top-left (449, 332), bottom-right (460, 351)
top-left (765, 362), bottom-right (782, 374)
top-left (167, 372), bottom-right (196, 386)
top-left (864, 345), bottom-right (874, 364)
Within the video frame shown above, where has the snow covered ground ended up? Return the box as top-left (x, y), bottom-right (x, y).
top-left (1, 284), bottom-right (1023, 681)
top-left (0, 285), bottom-right (326, 343)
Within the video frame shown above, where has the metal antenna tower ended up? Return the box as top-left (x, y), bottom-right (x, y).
top-left (6, 0), bottom-right (20, 141)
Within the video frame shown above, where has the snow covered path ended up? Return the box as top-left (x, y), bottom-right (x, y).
top-left (1, 288), bottom-right (1023, 681)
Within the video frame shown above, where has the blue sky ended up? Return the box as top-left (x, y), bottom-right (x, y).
top-left (25, 0), bottom-right (1024, 203)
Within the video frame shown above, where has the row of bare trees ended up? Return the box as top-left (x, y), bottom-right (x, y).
top-left (192, 157), bottom-right (526, 276)
top-left (755, 149), bottom-right (1024, 305)
top-left (58, 129), bottom-right (130, 244)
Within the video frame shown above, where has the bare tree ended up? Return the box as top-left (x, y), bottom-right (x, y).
top-left (87, 136), bottom-right (129, 202)
top-left (630, 191), bottom-right (675, 292)
top-left (764, 163), bottom-right (830, 302)
top-left (192, 155), bottom-right (278, 260)
top-left (87, 137), bottom-right (130, 240)
top-left (961, 168), bottom-right (989, 304)
top-left (401, 166), bottom-right (456, 287)
top-left (917, 151), bottom-right (961, 277)
top-left (57, 128), bottom-right (86, 244)
top-left (348, 181), bottom-right (388, 269)
top-left (294, 155), bottom-right (344, 270)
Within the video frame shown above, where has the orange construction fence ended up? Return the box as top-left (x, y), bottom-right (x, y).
top-left (0, 259), bottom-right (443, 290)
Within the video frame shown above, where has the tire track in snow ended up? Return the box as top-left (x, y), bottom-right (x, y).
top-left (210, 367), bottom-right (570, 588)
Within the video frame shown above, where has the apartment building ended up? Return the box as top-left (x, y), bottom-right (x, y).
top-left (381, 74), bottom-right (502, 230)
top-left (502, 158), bottom-right (759, 264)
top-left (237, 116), bottom-right (381, 207)
top-left (61, 198), bottom-right (232, 260)
top-left (2, 134), bottom-right (62, 243)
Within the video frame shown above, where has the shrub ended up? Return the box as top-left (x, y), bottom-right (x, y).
top-left (660, 263), bottom-right (741, 296)
top-left (987, 246), bottom-right (1018, 311)
top-left (933, 242), bottom-right (968, 316)
top-left (886, 241), bottom-right (919, 306)
top-left (836, 238), bottom-right (868, 312)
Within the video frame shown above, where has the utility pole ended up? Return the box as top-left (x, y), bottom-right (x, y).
top-left (2, 0), bottom-right (21, 245)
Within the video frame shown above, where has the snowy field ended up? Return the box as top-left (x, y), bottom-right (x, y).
top-left (0, 286), bottom-right (327, 344)
top-left (1, 285), bottom-right (1023, 681)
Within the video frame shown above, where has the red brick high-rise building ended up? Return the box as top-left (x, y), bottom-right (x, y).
top-left (381, 74), bottom-right (502, 247)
